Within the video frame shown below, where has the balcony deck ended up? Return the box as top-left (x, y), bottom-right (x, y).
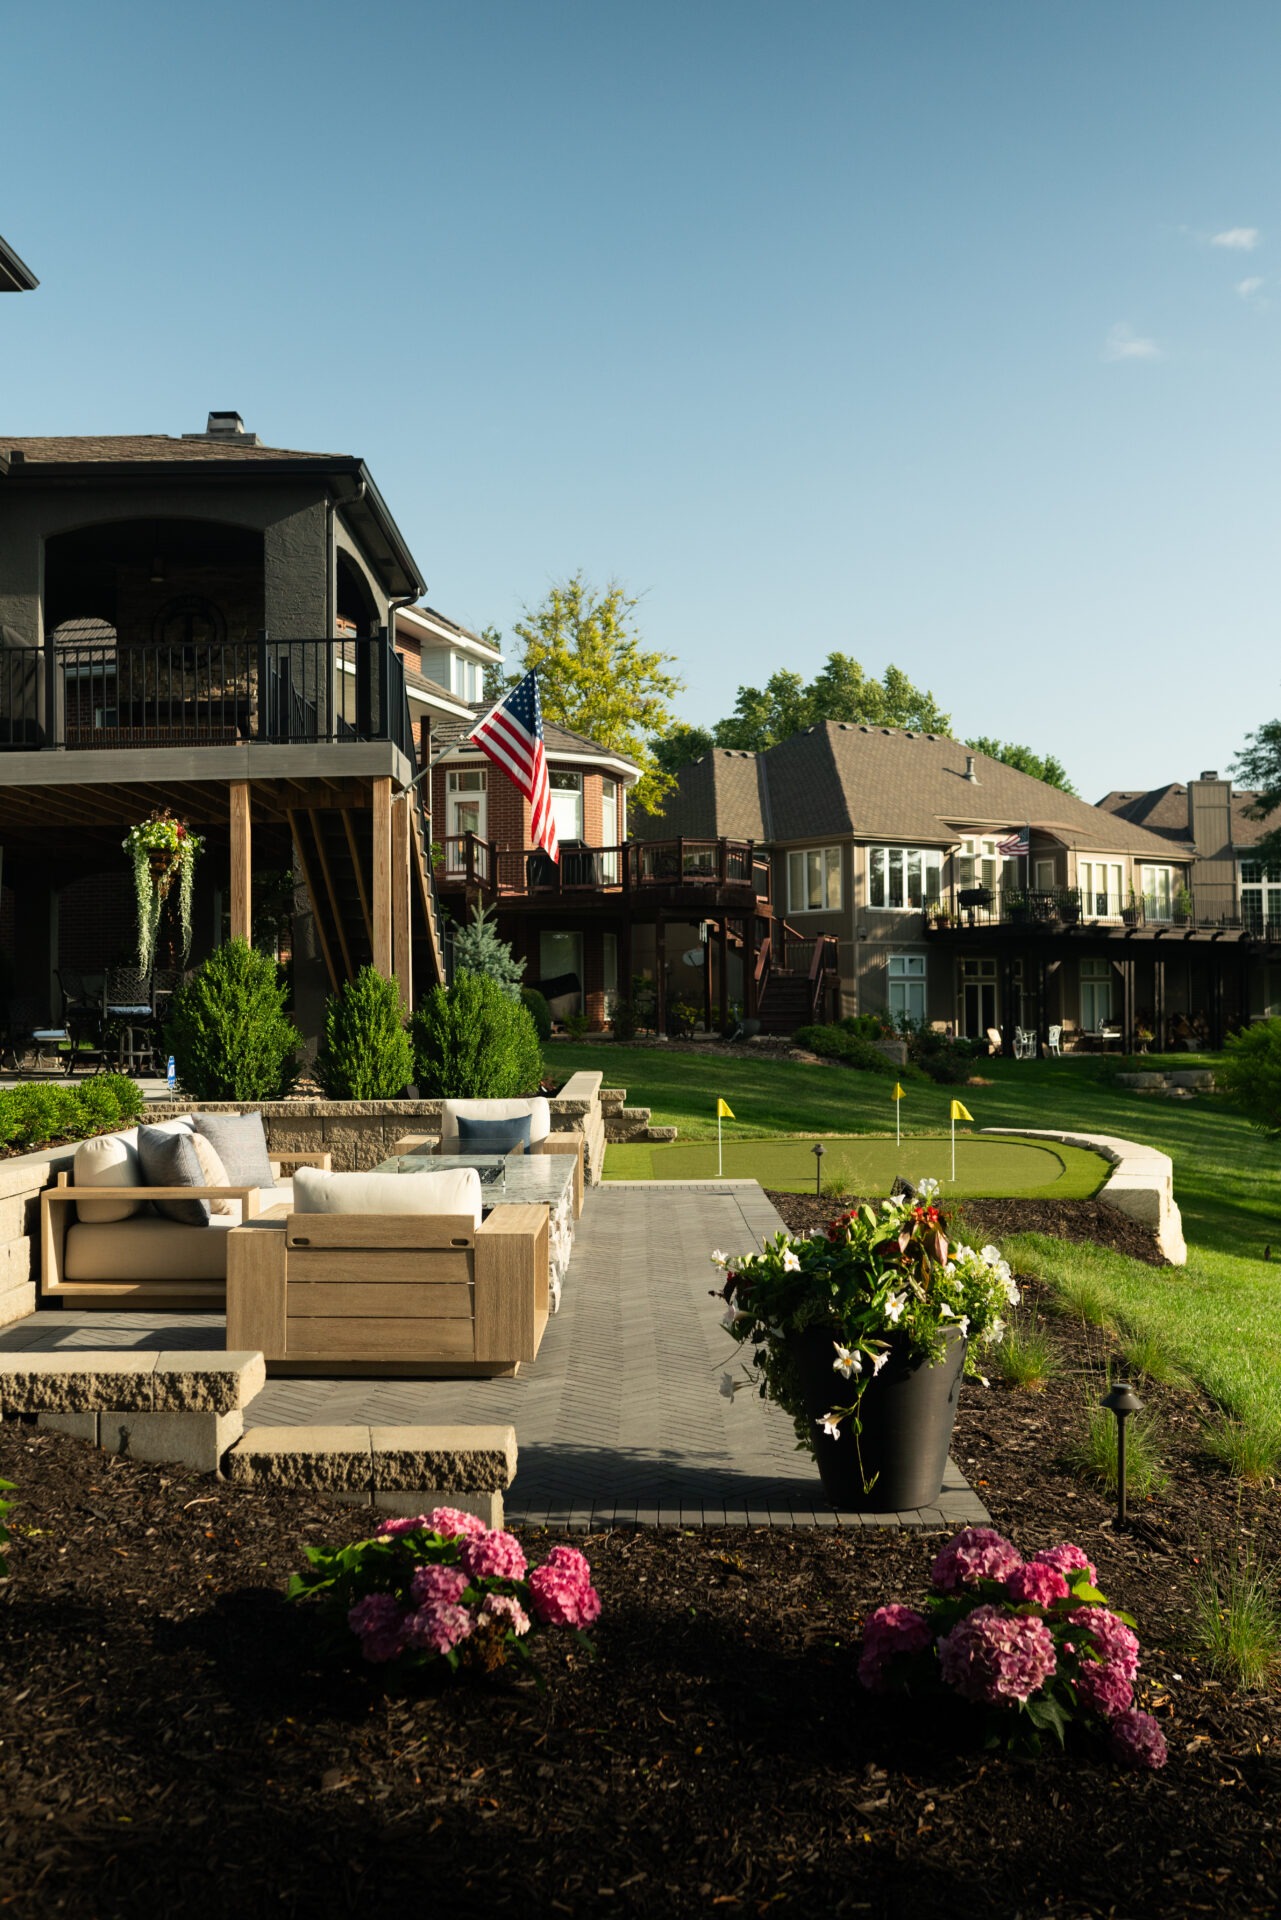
top-left (435, 833), bottom-right (771, 916)
top-left (925, 883), bottom-right (1281, 944)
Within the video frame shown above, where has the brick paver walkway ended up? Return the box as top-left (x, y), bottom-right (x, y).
top-left (3, 1182), bottom-right (988, 1531)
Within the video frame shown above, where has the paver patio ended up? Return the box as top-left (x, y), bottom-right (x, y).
top-left (1, 1182), bottom-right (988, 1530)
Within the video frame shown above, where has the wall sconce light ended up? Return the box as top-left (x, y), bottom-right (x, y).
top-left (1100, 1379), bottom-right (1144, 1526)
top-left (811, 1141), bottom-right (826, 1197)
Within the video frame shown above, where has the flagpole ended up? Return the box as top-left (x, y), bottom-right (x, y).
top-left (951, 1110), bottom-right (956, 1182)
top-left (718, 1106), bottom-right (723, 1178)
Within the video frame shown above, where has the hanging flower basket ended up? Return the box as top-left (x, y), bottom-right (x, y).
top-left (122, 809), bottom-right (204, 973)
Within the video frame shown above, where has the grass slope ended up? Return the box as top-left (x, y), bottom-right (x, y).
top-left (553, 1041), bottom-right (1281, 1442)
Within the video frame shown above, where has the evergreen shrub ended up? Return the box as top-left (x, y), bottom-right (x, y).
top-left (166, 939), bottom-right (301, 1100)
top-left (520, 987), bottom-right (552, 1042)
top-left (315, 967), bottom-right (415, 1099)
top-left (451, 902), bottom-right (525, 998)
top-left (792, 1024), bottom-right (903, 1077)
top-left (412, 972), bottom-right (543, 1098)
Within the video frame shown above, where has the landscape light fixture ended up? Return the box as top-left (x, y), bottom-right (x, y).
top-left (1100, 1380), bottom-right (1145, 1526)
top-left (811, 1141), bottom-right (826, 1197)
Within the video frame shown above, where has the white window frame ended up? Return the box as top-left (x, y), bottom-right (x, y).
top-left (868, 846), bottom-right (942, 911)
top-left (956, 837), bottom-right (1000, 893)
top-left (1078, 860), bottom-right (1124, 919)
top-left (888, 951), bottom-right (927, 1024)
top-left (1080, 957), bottom-right (1114, 1031)
top-left (548, 768), bottom-right (583, 844)
top-left (1140, 865), bottom-right (1174, 922)
top-left (787, 846), bottom-right (842, 914)
top-left (1241, 859), bottom-right (1281, 935)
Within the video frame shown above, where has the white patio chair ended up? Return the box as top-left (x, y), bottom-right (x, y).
top-left (1046, 1025), bottom-right (1062, 1057)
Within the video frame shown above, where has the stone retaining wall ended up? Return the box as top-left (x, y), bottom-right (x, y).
top-left (983, 1126), bottom-right (1187, 1264)
top-left (0, 1074), bottom-right (606, 1324)
top-left (145, 1070), bottom-right (608, 1180)
top-left (0, 1352), bottom-right (516, 1523)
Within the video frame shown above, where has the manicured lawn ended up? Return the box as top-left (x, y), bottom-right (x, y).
top-left (553, 1040), bottom-right (1281, 1444)
top-left (605, 1132), bottom-right (1107, 1198)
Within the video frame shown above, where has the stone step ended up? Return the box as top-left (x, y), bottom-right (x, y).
top-left (227, 1423), bottom-right (516, 1527)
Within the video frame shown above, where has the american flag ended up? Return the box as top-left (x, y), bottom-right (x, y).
top-left (997, 824), bottom-right (1030, 858)
top-left (468, 671), bottom-right (559, 862)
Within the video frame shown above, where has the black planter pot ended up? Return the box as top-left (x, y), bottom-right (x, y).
top-left (789, 1324), bottom-right (967, 1512)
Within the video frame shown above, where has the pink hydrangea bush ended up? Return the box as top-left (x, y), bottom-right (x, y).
top-left (858, 1527), bottom-right (1166, 1769)
top-left (288, 1509), bottom-right (601, 1680)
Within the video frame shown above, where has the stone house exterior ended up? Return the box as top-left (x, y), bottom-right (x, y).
top-left (645, 724), bottom-right (1276, 1049)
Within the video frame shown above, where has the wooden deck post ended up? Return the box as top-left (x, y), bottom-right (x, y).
top-left (230, 782), bottom-right (252, 944)
top-left (392, 793), bottom-right (412, 1014)
top-left (372, 777), bottom-right (393, 981)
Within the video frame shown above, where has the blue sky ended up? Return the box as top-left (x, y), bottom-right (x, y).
top-left (5, 1), bottom-right (1278, 800)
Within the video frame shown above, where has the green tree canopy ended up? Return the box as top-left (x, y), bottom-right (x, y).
top-left (709, 654), bottom-right (951, 754)
top-left (499, 574), bottom-right (683, 815)
top-left (964, 737), bottom-right (1078, 795)
top-left (1233, 718), bottom-right (1281, 866)
top-left (646, 655), bottom-right (951, 782)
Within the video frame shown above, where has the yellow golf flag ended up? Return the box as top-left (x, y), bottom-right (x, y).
top-left (892, 1083), bottom-right (905, 1100)
top-left (950, 1099), bottom-right (973, 1122)
top-left (717, 1098), bottom-right (734, 1119)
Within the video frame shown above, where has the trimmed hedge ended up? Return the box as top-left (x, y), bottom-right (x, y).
top-left (0, 1074), bottom-right (146, 1154)
top-left (167, 940), bottom-right (301, 1101)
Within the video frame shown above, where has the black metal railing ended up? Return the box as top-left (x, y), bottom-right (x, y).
top-left (929, 878), bottom-right (1281, 940)
top-left (0, 633), bottom-right (413, 752)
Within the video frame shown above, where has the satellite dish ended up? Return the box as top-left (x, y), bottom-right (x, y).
top-left (681, 948), bottom-right (706, 968)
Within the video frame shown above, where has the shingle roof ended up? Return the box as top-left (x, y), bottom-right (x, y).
top-left (2, 434), bottom-right (344, 464)
top-left (645, 725), bottom-right (1187, 858)
top-left (1098, 782), bottom-right (1271, 850)
top-left (431, 708), bottom-right (640, 772)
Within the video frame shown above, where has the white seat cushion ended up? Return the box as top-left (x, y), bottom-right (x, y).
top-left (292, 1165), bottom-right (482, 1226)
top-left (72, 1117), bottom-right (195, 1224)
top-left (438, 1098), bottom-right (550, 1153)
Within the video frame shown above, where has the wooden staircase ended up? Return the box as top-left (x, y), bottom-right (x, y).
top-left (754, 927), bottom-right (841, 1035)
top-left (290, 792), bottom-right (446, 1000)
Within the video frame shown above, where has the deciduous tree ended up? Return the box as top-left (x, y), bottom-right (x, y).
top-left (1233, 718), bottom-right (1281, 866)
top-left (965, 737), bottom-right (1077, 795)
top-left (501, 575), bottom-right (683, 815)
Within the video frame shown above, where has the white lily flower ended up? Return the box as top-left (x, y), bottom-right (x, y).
top-left (721, 1306), bottom-right (740, 1333)
top-left (710, 1249), bottom-right (729, 1269)
top-left (832, 1343), bottom-right (862, 1379)
top-left (989, 1317), bottom-right (1006, 1342)
top-left (781, 1248), bottom-right (802, 1273)
top-left (817, 1411), bottom-right (844, 1439)
top-left (918, 1177), bottom-right (940, 1202)
top-left (939, 1303), bottom-right (955, 1319)
top-left (870, 1349), bottom-right (890, 1376)
top-left (957, 1315), bottom-right (970, 1337)
top-left (884, 1290), bottom-right (907, 1325)
top-left (980, 1245), bottom-right (1003, 1267)
top-left (977, 1375), bottom-right (990, 1388)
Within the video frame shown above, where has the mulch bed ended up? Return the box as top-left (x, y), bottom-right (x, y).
top-left (768, 1190), bottom-right (1169, 1266)
top-left (3, 1207), bottom-right (1278, 1917)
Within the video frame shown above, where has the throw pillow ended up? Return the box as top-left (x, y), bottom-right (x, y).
top-left (73, 1132), bottom-right (144, 1225)
top-left (136, 1126), bottom-right (211, 1228)
top-left (456, 1113), bottom-right (532, 1155)
top-left (188, 1130), bottom-right (233, 1214)
top-left (191, 1113), bottom-right (275, 1190)
top-left (291, 1165), bottom-right (482, 1227)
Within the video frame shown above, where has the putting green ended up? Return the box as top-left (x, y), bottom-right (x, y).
top-left (603, 1133), bottom-right (1108, 1199)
